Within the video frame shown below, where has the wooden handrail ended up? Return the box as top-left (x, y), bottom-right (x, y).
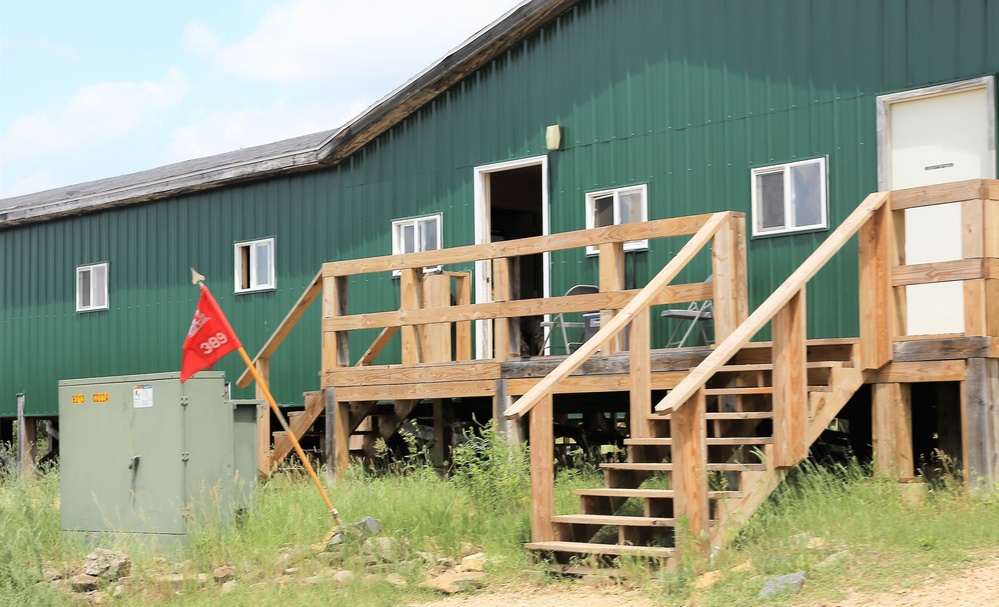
top-left (323, 214), bottom-right (716, 277)
top-left (655, 191), bottom-right (890, 413)
top-left (504, 212), bottom-right (733, 420)
top-left (236, 269), bottom-right (324, 388)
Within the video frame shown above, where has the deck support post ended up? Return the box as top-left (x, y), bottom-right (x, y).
top-left (529, 393), bottom-right (555, 542)
top-left (963, 358), bottom-right (998, 496)
top-left (16, 394), bottom-right (35, 478)
top-left (872, 383), bottom-right (914, 480)
top-left (331, 397), bottom-right (351, 482)
top-left (773, 288), bottom-right (807, 467)
top-left (255, 358), bottom-right (272, 477)
top-left (323, 388), bottom-right (337, 484)
top-left (599, 242), bottom-right (626, 353)
top-left (629, 308), bottom-right (653, 439)
top-left (858, 197), bottom-right (894, 370)
top-left (711, 212), bottom-right (748, 342)
top-left (493, 379), bottom-right (524, 444)
top-left (672, 387), bottom-right (708, 552)
top-left (432, 399), bottom-right (447, 467)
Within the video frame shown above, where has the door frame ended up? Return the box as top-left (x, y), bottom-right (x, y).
top-left (876, 75), bottom-right (996, 191)
top-left (473, 155), bottom-right (550, 359)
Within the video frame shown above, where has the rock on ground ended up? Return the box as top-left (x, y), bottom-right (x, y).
top-left (423, 571), bottom-right (488, 594)
top-left (82, 549), bottom-right (130, 581)
top-left (758, 571), bottom-right (806, 598)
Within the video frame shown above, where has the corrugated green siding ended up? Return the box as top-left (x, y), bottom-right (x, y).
top-left (3, 0), bottom-right (997, 416)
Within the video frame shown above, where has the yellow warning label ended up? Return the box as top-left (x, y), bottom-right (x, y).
top-left (71, 394), bottom-right (85, 405)
top-left (92, 393), bottom-right (110, 404)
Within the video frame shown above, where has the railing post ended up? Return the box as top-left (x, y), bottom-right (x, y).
top-left (711, 212), bottom-right (748, 342)
top-left (962, 195), bottom-right (999, 336)
top-left (423, 273), bottom-right (452, 363)
top-left (672, 387), bottom-right (707, 551)
top-left (599, 242), bottom-right (626, 352)
top-left (399, 269), bottom-right (424, 365)
top-left (492, 258), bottom-right (514, 361)
top-left (529, 393), bottom-right (555, 542)
top-left (772, 287), bottom-right (807, 467)
top-left (859, 198), bottom-right (894, 369)
top-left (323, 275), bottom-right (350, 369)
top-left (453, 272), bottom-right (473, 361)
top-left (255, 358), bottom-right (272, 477)
top-left (629, 308), bottom-right (653, 438)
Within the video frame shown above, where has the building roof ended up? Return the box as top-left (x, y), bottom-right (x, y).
top-left (0, 0), bottom-right (578, 227)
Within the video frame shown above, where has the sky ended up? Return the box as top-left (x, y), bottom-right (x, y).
top-left (0, 0), bottom-right (523, 200)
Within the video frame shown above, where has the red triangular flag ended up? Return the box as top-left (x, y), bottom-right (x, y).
top-left (181, 284), bottom-right (242, 383)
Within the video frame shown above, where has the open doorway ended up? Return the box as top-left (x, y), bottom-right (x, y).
top-left (473, 156), bottom-right (549, 359)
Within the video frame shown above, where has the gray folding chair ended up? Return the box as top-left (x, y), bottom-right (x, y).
top-left (541, 284), bottom-right (599, 354)
top-left (660, 276), bottom-right (713, 348)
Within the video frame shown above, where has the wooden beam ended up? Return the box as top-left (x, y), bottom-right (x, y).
top-left (894, 336), bottom-right (996, 361)
top-left (505, 212), bottom-right (732, 420)
top-left (657, 192), bottom-right (889, 413)
top-left (334, 380), bottom-right (496, 401)
top-left (629, 309), bottom-right (653, 439)
top-left (772, 288), bottom-right (807, 467)
top-left (236, 269), bottom-right (323, 388)
top-left (16, 395), bottom-right (34, 478)
top-left (599, 241), bottom-right (626, 353)
top-left (891, 258), bottom-right (986, 287)
top-left (323, 214), bottom-right (716, 277)
top-left (326, 361), bottom-right (502, 385)
top-left (399, 269), bottom-right (424, 365)
top-left (889, 179), bottom-right (990, 210)
top-left (492, 258), bottom-right (513, 361)
top-left (356, 326), bottom-right (399, 366)
top-left (321, 283), bottom-right (713, 331)
top-left (867, 360), bottom-right (967, 383)
top-left (671, 387), bottom-right (708, 550)
top-left (964, 358), bottom-right (998, 496)
top-left (711, 212), bottom-right (749, 341)
top-left (529, 394), bottom-right (555, 542)
top-left (507, 370), bottom-right (688, 395)
top-left (872, 383), bottom-right (915, 480)
top-left (255, 359), bottom-right (272, 477)
top-left (859, 199), bottom-right (894, 370)
top-left (453, 272), bottom-right (472, 361)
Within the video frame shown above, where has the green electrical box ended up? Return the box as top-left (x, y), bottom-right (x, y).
top-left (59, 372), bottom-right (258, 548)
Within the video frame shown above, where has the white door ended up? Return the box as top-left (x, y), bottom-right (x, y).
top-left (880, 79), bottom-right (996, 335)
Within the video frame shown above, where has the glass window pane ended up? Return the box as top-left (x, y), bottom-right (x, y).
top-left (594, 195), bottom-right (614, 227)
top-left (93, 265), bottom-right (106, 308)
top-left (402, 223), bottom-right (415, 253)
top-left (790, 162), bottom-right (822, 227)
top-left (757, 171), bottom-right (785, 230)
top-left (78, 270), bottom-right (91, 308)
top-left (619, 191), bottom-right (644, 224)
top-left (254, 242), bottom-right (272, 287)
top-left (421, 217), bottom-right (439, 251)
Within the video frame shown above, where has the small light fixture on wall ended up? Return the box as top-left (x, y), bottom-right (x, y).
top-left (545, 125), bottom-right (561, 151)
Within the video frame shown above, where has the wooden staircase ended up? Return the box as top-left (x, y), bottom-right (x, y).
top-left (527, 341), bottom-right (865, 565)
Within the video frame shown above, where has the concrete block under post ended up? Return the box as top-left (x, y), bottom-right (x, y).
top-left (963, 358), bottom-right (998, 496)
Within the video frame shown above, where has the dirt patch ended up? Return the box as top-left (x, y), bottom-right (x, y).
top-left (411, 584), bottom-right (657, 607)
top-left (819, 557), bottom-right (999, 607)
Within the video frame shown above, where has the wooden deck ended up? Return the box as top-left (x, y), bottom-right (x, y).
top-left (238, 179), bottom-right (998, 566)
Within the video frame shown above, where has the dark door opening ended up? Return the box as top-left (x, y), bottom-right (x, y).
top-left (488, 165), bottom-right (544, 355)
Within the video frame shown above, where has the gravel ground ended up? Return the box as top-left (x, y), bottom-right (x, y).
top-left (413, 557), bottom-right (999, 607)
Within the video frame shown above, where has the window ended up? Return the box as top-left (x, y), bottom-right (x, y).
top-left (585, 184), bottom-right (648, 255)
top-left (76, 263), bottom-right (108, 312)
top-left (392, 214), bottom-right (442, 275)
top-left (234, 238), bottom-right (275, 293)
top-left (751, 158), bottom-right (827, 236)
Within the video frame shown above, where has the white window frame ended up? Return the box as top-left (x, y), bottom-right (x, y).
top-left (584, 184), bottom-right (649, 255)
top-left (391, 213), bottom-right (443, 276)
top-left (234, 237), bottom-right (276, 294)
top-left (750, 157), bottom-right (828, 237)
top-left (76, 262), bottom-right (109, 313)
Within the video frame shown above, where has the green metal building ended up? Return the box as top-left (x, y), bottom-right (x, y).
top-left (2, 0), bottom-right (997, 420)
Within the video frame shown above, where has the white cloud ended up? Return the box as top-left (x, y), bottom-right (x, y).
top-left (0, 68), bottom-right (190, 165)
top-left (210, 0), bottom-right (520, 85)
top-left (181, 21), bottom-right (221, 56)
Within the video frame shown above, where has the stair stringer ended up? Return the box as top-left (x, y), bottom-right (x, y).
top-left (271, 391), bottom-right (325, 465)
top-left (709, 364), bottom-right (865, 548)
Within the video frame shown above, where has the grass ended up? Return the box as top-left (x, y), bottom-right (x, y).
top-left (2, 433), bottom-right (998, 607)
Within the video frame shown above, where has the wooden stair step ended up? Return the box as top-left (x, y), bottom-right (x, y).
top-left (647, 411), bottom-right (773, 420)
top-left (717, 361), bottom-right (847, 372)
top-left (625, 437), bottom-right (773, 446)
top-left (575, 488), bottom-right (744, 499)
top-left (552, 514), bottom-right (675, 527)
top-left (600, 462), bottom-right (767, 472)
top-left (704, 387), bottom-right (773, 395)
top-left (526, 541), bottom-right (674, 559)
